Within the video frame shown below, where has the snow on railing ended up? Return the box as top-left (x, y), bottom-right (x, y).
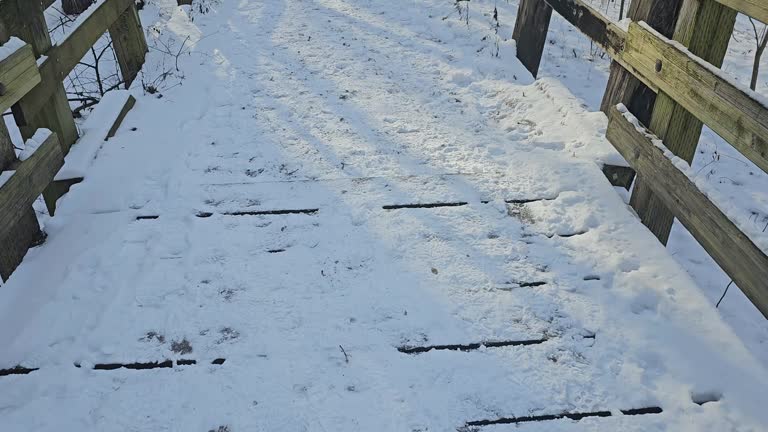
top-left (513, 0), bottom-right (768, 319)
top-left (0, 0), bottom-right (146, 280)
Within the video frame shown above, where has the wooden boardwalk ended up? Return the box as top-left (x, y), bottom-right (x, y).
top-left (0, 0), bottom-right (767, 430)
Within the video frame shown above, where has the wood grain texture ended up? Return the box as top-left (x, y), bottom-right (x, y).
top-left (622, 6), bottom-right (747, 242)
top-left (0, 120), bottom-right (14, 169)
top-left (628, 0), bottom-right (738, 243)
top-left (0, 118), bottom-right (40, 282)
top-left (107, 94), bottom-right (136, 138)
top-left (542, 0), bottom-right (626, 57)
top-left (619, 21), bottom-right (766, 170)
top-left (0, 43), bottom-right (40, 113)
top-left (715, 0), bottom-right (768, 23)
top-left (512, 0), bottom-right (553, 77)
top-left (15, 0), bottom-right (134, 122)
top-left (607, 106), bottom-right (768, 319)
top-left (3, 0), bottom-right (78, 150)
top-left (0, 205), bottom-right (44, 282)
top-left (0, 131), bottom-right (63, 241)
top-left (108, 3), bottom-right (148, 88)
top-left (43, 93), bottom-right (135, 214)
top-left (600, 0), bottom-right (684, 124)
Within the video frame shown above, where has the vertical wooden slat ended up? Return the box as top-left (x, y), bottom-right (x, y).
top-left (0, 206), bottom-right (44, 281)
top-left (629, 0), bottom-right (737, 244)
top-left (600, 0), bottom-right (684, 125)
top-left (0, 122), bottom-right (15, 169)
top-left (512, 0), bottom-right (553, 78)
top-left (109, 2), bottom-right (148, 88)
top-left (0, 122), bottom-right (43, 282)
top-left (607, 107), bottom-right (768, 319)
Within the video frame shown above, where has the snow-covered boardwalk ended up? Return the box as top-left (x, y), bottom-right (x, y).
top-left (1, 1), bottom-right (767, 430)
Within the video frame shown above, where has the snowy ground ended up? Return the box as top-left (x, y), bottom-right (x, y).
top-left (536, 0), bottom-right (768, 372)
top-left (1, 0), bottom-right (768, 430)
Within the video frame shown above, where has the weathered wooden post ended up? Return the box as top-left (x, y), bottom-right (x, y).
top-left (0, 36), bottom-right (62, 281)
top-left (62, 0), bottom-right (94, 15)
top-left (109, 1), bottom-right (148, 88)
top-left (600, 0), bottom-right (685, 125)
top-left (511, 0), bottom-right (659, 189)
top-left (0, 1), bottom-right (67, 280)
top-left (628, 0), bottom-right (737, 244)
top-left (512, 0), bottom-right (553, 78)
top-left (0, 123), bottom-right (46, 281)
top-left (0, 0), bottom-right (79, 151)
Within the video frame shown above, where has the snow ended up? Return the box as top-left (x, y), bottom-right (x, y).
top-left (0, 0), bottom-right (767, 431)
top-left (17, 129), bottom-right (52, 162)
top-left (0, 37), bottom-right (26, 62)
top-left (54, 90), bottom-right (133, 180)
top-left (0, 170), bottom-right (14, 188)
top-left (525, 0), bottom-right (768, 368)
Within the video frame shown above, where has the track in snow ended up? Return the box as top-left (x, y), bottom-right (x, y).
top-left (0, 1), bottom-right (767, 431)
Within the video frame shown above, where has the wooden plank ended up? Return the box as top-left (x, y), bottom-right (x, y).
top-left (47, 0), bottom-right (135, 81)
top-left (0, 42), bottom-right (41, 113)
top-left (2, 0), bottom-right (78, 151)
top-left (44, 92), bottom-right (136, 214)
top-left (0, 130), bottom-right (63, 241)
top-left (0, 119), bottom-right (14, 169)
top-left (0, 0), bottom-right (52, 57)
top-left (14, 0), bottom-right (135, 122)
top-left (539, 0), bottom-right (626, 58)
top-left (512, 0), bottom-right (630, 77)
top-left (0, 119), bottom-right (45, 282)
top-left (600, 0), bottom-right (684, 125)
top-left (621, 23), bottom-right (767, 173)
top-left (109, 2), bottom-right (148, 88)
top-left (0, 204), bottom-right (44, 281)
top-left (715, 0), bottom-right (768, 23)
top-left (106, 93), bottom-right (135, 138)
top-left (606, 106), bottom-right (768, 319)
top-left (629, 0), bottom-right (738, 243)
top-left (512, 0), bottom-right (553, 78)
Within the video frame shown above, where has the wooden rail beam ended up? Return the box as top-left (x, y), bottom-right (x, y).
top-left (1, 0), bottom-right (78, 150)
top-left (607, 106), bottom-right (768, 319)
top-left (513, 0), bottom-right (628, 78)
top-left (0, 130), bottom-right (63, 280)
top-left (715, 0), bottom-right (768, 23)
top-left (15, 0), bottom-right (136, 126)
top-left (513, 0), bottom-right (767, 178)
top-left (600, 0), bottom-right (684, 125)
top-left (624, 0), bottom-right (740, 243)
top-left (109, 2), bottom-right (148, 88)
top-left (543, 0), bottom-right (626, 57)
top-left (0, 41), bottom-right (41, 114)
top-left (0, 131), bottom-right (63, 236)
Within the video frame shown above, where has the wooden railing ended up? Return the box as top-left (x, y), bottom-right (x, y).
top-left (0, 0), bottom-right (147, 280)
top-left (513, 0), bottom-right (768, 319)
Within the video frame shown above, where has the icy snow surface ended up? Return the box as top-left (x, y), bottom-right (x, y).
top-left (1, 1), bottom-right (767, 431)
